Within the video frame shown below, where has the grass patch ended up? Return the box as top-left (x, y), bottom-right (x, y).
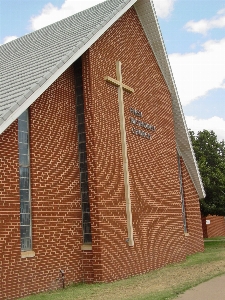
top-left (20, 237), bottom-right (225, 300)
top-left (204, 236), bottom-right (225, 241)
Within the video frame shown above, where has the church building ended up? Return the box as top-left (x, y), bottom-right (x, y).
top-left (0, 0), bottom-right (205, 299)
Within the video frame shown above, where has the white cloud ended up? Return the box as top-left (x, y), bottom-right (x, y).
top-left (152, 0), bottom-right (177, 19)
top-left (186, 116), bottom-right (225, 141)
top-left (30, 0), bottom-right (106, 31)
top-left (169, 38), bottom-right (225, 106)
top-left (30, 0), bottom-right (177, 30)
top-left (185, 8), bottom-right (225, 35)
top-left (3, 36), bottom-right (18, 44)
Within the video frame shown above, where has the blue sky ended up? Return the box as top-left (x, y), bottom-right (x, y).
top-left (0, 0), bottom-right (225, 141)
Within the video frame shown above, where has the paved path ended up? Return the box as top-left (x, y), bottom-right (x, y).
top-left (176, 274), bottom-right (225, 299)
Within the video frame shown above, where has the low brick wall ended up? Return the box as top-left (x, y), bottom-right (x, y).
top-left (202, 215), bottom-right (225, 238)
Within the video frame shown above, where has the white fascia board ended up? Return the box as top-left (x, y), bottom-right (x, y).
top-left (0, 0), bottom-right (137, 136)
top-left (135, 0), bottom-right (205, 199)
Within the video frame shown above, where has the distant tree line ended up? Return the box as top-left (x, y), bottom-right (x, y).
top-left (189, 130), bottom-right (225, 216)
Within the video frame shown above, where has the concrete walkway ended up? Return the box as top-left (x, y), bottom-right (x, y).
top-left (176, 274), bottom-right (225, 299)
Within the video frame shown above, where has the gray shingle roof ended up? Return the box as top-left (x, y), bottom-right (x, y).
top-left (0, 0), bottom-right (130, 125)
top-left (0, 0), bottom-right (205, 198)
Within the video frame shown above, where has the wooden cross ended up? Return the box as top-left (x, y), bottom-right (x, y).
top-left (104, 61), bottom-right (134, 247)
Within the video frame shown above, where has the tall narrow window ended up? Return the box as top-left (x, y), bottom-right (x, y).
top-left (74, 58), bottom-right (92, 244)
top-left (18, 109), bottom-right (32, 250)
top-left (177, 152), bottom-right (187, 233)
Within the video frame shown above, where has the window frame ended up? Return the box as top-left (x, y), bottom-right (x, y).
top-left (18, 109), bottom-right (32, 251)
top-left (177, 151), bottom-right (188, 234)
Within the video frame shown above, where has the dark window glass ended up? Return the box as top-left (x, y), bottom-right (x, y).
top-left (18, 120), bottom-right (28, 132)
top-left (21, 238), bottom-right (31, 250)
top-left (83, 213), bottom-right (90, 222)
top-left (19, 167), bottom-right (29, 178)
top-left (81, 182), bottom-right (88, 193)
top-left (77, 114), bottom-right (85, 124)
top-left (77, 104), bottom-right (84, 115)
top-left (82, 202), bottom-right (90, 213)
top-left (177, 153), bottom-right (188, 233)
top-left (79, 152), bottom-right (86, 163)
top-left (20, 213), bottom-right (30, 225)
top-left (84, 234), bottom-right (92, 244)
top-left (78, 132), bottom-right (86, 143)
top-left (76, 76), bottom-right (83, 87)
top-left (83, 222), bottom-right (91, 234)
top-left (79, 142), bottom-right (86, 152)
top-left (75, 58), bottom-right (92, 244)
top-left (20, 176), bottom-right (29, 189)
top-left (18, 109), bottom-right (31, 251)
top-left (19, 143), bottom-right (29, 155)
top-left (20, 189), bottom-right (29, 201)
top-left (76, 95), bottom-right (83, 106)
top-left (80, 172), bottom-right (87, 183)
top-left (80, 162), bottom-right (87, 173)
top-left (20, 202), bottom-right (30, 214)
top-left (19, 110), bottom-right (28, 122)
top-left (18, 131), bottom-right (28, 144)
top-left (20, 225), bottom-right (30, 238)
top-left (78, 123), bottom-right (85, 133)
top-left (19, 154), bottom-right (29, 166)
top-left (81, 192), bottom-right (89, 203)
top-left (76, 87), bottom-right (83, 96)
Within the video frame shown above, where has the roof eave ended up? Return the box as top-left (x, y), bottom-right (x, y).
top-left (0, 0), bottom-right (137, 136)
top-left (0, 0), bottom-right (205, 199)
top-left (134, 0), bottom-right (205, 199)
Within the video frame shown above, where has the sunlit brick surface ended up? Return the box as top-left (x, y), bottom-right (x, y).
top-left (180, 158), bottom-right (204, 255)
top-left (82, 7), bottom-right (203, 282)
top-left (0, 66), bottom-right (85, 300)
top-left (202, 215), bottom-right (225, 238)
top-left (0, 7), bottom-right (204, 299)
top-left (0, 122), bottom-right (20, 300)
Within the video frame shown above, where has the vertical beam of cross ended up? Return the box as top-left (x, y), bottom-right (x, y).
top-left (104, 61), bottom-right (134, 247)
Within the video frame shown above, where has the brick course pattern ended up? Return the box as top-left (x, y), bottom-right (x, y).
top-left (202, 215), bottom-right (225, 238)
top-left (0, 7), bottom-right (204, 299)
top-left (180, 158), bottom-right (204, 255)
top-left (82, 7), bottom-right (204, 282)
top-left (0, 121), bottom-right (20, 300)
top-left (0, 66), bottom-right (86, 300)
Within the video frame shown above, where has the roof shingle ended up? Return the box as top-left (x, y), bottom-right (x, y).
top-left (0, 0), bottom-right (129, 122)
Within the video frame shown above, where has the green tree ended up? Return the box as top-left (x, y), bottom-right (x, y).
top-left (189, 130), bottom-right (225, 216)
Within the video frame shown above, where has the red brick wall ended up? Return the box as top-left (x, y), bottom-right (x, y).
top-left (202, 216), bottom-right (208, 238)
top-left (0, 6), bottom-right (204, 299)
top-left (0, 66), bottom-right (87, 300)
top-left (202, 215), bottom-right (225, 238)
top-left (82, 7), bottom-right (203, 282)
top-left (180, 158), bottom-right (204, 255)
top-left (81, 251), bottom-right (94, 283)
top-left (0, 121), bottom-right (20, 300)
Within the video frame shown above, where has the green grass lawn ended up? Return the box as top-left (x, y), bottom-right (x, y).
top-left (20, 238), bottom-right (225, 300)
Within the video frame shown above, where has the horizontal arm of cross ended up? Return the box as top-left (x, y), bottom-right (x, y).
top-left (104, 76), bottom-right (134, 93)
